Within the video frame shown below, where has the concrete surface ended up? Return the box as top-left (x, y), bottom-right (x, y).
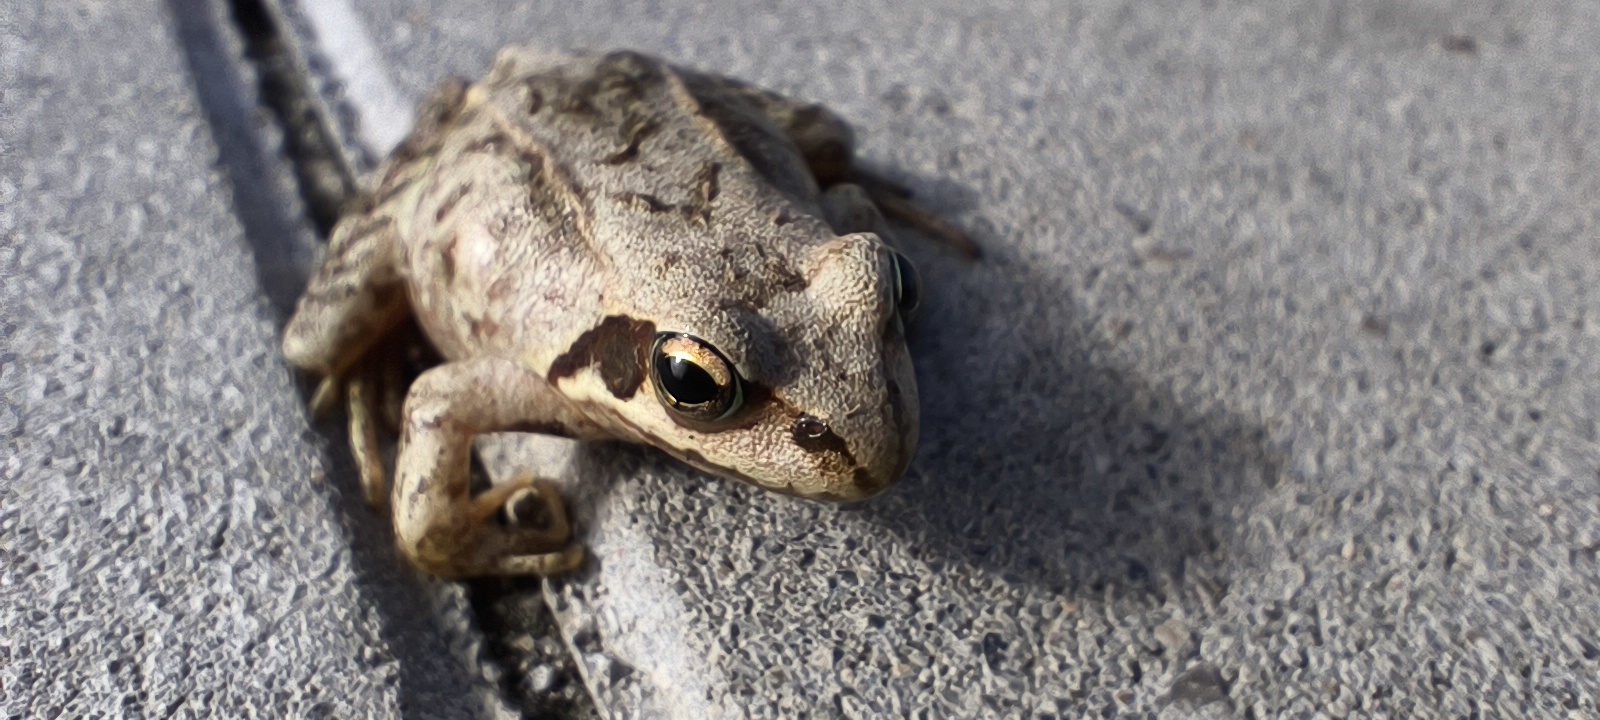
top-left (0, 2), bottom-right (507, 717)
top-left (6, 0), bottom-right (1600, 718)
top-left (288, 0), bottom-right (1600, 717)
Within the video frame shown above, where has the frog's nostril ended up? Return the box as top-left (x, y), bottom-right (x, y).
top-left (796, 416), bottom-right (828, 439)
top-left (792, 415), bottom-right (851, 458)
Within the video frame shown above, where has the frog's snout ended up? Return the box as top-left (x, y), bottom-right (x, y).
top-left (871, 403), bottom-right (921, 500)
top-left (791, 375), bottom-right (919, 503)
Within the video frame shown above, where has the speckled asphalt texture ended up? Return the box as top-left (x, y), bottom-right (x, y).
top-left (2, 2), bottom-right (497, 717)
top-left (6, 0), bottom-right (1600, 718)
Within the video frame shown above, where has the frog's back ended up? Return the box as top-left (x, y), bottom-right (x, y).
top-left (382, 49), bottom-right (830, 375)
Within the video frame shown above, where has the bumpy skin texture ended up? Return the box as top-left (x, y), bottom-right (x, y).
top-left (282, 50), bottom-right (921, 578)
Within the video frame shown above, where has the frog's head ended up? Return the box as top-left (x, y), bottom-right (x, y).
top-left (626, 231), bottom-right (921, 502)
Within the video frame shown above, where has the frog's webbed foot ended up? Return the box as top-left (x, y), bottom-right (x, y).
top-left (394, 356), bottom-right (608, 578)
top-left (474, 477), bottom-right (585, 576)
top-left (494, 479), bottom-right (569, 534)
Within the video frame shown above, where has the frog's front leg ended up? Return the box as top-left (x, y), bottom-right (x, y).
top-left (394, 355), bottom-right (609, 578)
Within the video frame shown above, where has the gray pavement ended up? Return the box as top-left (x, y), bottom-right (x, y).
top-left (300, 0), bottom-right (1600, 717)
top-left (6, 0), bottom-right (1600, 718)
top-left (1, 2), bottom-right (502, 717)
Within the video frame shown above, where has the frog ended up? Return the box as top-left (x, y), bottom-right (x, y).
top-left (282, 48), bottom-right (972, 578)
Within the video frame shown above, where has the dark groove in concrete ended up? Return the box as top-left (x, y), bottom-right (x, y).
top-left (166, 2), bottom-right (597, 718)
top-left (164, 2), bottom-right (481, 718)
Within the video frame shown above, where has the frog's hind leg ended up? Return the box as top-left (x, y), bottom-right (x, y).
top-left (848, 179), bottom-right (980, 258)
top-left (819, 183), bottom-right (896, 241)
top-left (696, 73), bottom-right (981, 257)
top-left (282, 210), bottom-right (411, 379)
top-left (284, 77), bottom-right (474, 380)
top-left (682, 73), bottom-right (859, 185)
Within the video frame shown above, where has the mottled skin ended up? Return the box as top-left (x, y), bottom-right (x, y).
top-left (283, 49), bottom-right (933, 578)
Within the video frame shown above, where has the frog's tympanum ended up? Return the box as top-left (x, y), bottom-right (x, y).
top-left (283, 49), bottom-right (960, 577)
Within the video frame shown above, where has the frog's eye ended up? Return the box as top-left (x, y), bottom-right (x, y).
top-left (650, 333), bottom-right (744, 422)
top-left (891, 250), bottom-right (922, 322)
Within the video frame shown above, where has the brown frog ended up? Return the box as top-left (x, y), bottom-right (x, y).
top-left (283, 49), bottom-right (969, 578)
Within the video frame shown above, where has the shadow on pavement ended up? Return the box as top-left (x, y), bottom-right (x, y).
top-left (859, 178), bottom-right (1282, 602)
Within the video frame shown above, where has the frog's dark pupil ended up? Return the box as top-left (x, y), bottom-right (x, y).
top-left (658, 355), bottom-right (720, 405)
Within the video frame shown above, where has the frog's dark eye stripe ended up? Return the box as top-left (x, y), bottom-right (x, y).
top-left (891, 251), bottom-right (921, 322)
top-left (650, 333), bottom-right (744, 422)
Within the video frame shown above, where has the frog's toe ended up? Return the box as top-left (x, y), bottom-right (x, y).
top-left (459, 526), bottom-right (586, 577)
top-left (346, 371), bottom-right (389, 510)
top-left (308, 375), bottom-right (343, 419)
top-left (470, 476), bottom-right (571, 537)
top-left (490, 544), bottom-right (587, 576)
top-left (501, 483), bottom-right (561, 529)
top-left (415, 476), bottom-right (585, 577)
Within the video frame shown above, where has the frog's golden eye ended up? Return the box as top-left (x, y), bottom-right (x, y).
top-left (650, 333), bottom-right (744, 422)
top-left (891, 250), bottom-right (921, 322)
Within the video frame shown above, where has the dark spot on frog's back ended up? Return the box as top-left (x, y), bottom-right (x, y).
top-left (390, 78), bottom-right (469, 166)
top-left (467, 316), bottom-right (501, 341)
top-left (556, 52), bottom-right (658, 116)
top-left (686, 162), bottom-right (721, 226)
top-left (522, 80), bottom-right (543, 114)
top-left (434, 184), bottom-right (472, 224)
top-left (467, 131), bottom-right (516, 156)
top-left (601, 118), bottom-right (657, 165)
top-left (597, 51), bottom-right (660, 90)
top-left (439, 235), bottom-right (458, 282)
top-left (610, 191), bottom-right (671, 214)
top-left (547, 315), bottom-right (657, 399)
